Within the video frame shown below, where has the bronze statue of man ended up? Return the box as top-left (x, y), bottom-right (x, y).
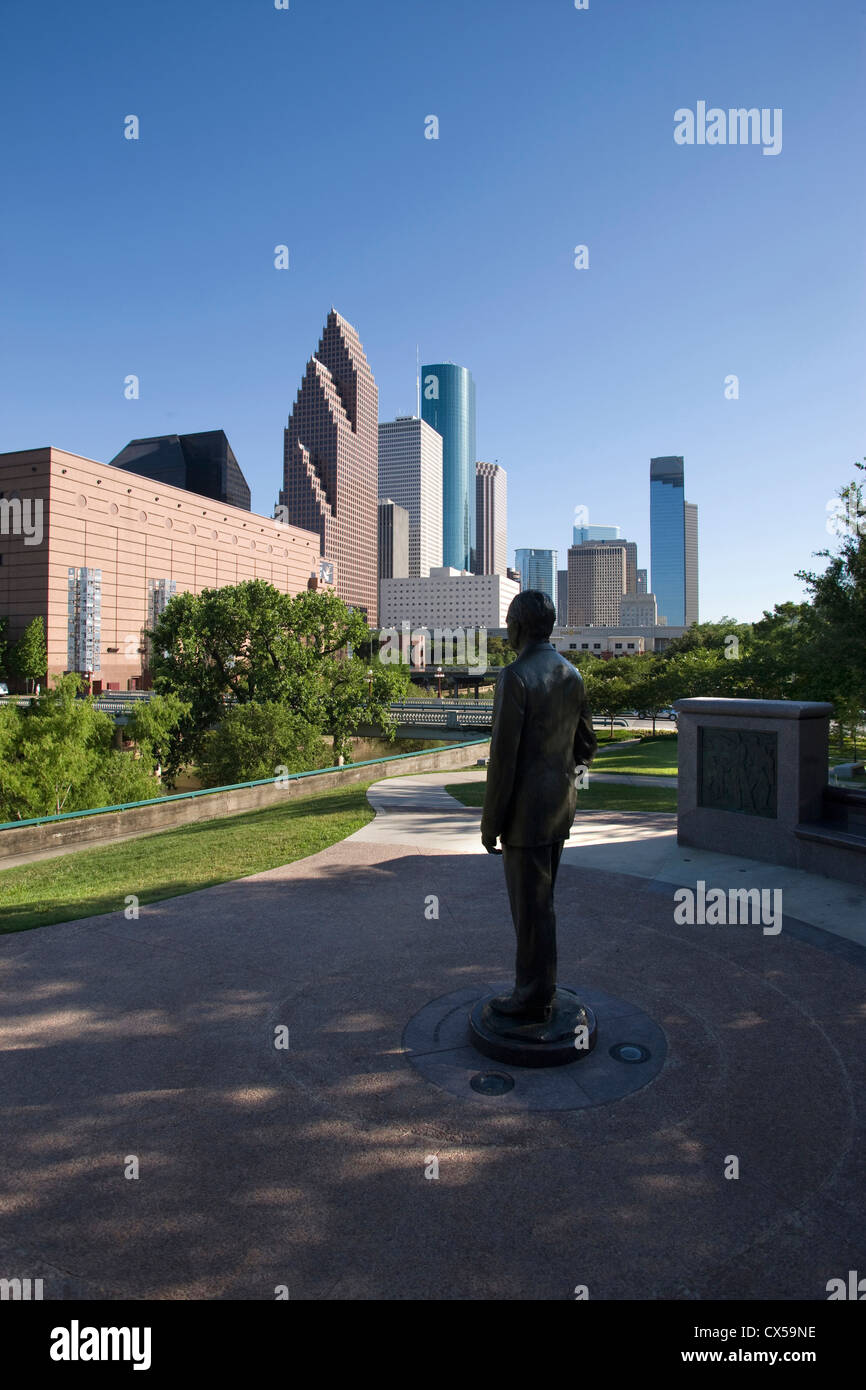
top-left (480, 590), bottom-right (597, 1024)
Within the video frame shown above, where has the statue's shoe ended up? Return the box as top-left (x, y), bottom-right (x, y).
top-left (488, 992), bottom-right (553, 1023)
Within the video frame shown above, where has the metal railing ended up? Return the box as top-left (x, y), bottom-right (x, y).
top-left (386, 699), bottom-right (494, 728)
top-left (0, 739), bottom-right (490, 833)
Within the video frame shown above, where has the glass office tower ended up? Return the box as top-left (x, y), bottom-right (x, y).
top-left (650, 456), bottom-right (686, 626)
top-left (514, 548), bottom-right (558, 600)
top-left (421, 363), bottom-right (476, 572)
top-left (572, 523), bottom-right (620, 545)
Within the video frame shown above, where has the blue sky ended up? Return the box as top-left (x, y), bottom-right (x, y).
top-left (1, 0), bottom-right (863, 622)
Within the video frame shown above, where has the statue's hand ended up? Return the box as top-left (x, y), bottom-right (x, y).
top-left (482, 834), bottom-right (503, 855)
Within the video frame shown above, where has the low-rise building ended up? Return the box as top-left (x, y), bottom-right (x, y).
top-left (552, 630), bottom-right (647, 659)
top-left (552, 623), bottom-right (686, 656)
top-left (0, 447), bottom-right (324, 691)
top-left (379, 566), bottom-right (519, 631)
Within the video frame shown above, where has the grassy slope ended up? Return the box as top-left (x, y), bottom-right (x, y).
top-left (590, 735), bottom-right (679, 777)
top-left (0, 782), bottom-right (375, 934)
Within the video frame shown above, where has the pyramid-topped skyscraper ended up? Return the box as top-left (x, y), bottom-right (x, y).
top-left (280, 310), bottom-right (379, 623)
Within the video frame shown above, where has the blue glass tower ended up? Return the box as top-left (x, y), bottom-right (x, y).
top-left (514, 548), bottom-right (558, 600)
top-left (421, 363), bottom-right (476, 571)
top-left (573, 523), bottom-right (620, 545)
top-left (650, 456), bottom-right (686, 626)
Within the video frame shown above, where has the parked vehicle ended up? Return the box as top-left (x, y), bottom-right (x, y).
top-left (0, 682), bottom-right (9, 696)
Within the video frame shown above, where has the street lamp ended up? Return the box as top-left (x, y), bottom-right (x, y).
top-left (436, 665), bottom-right (444, 700)
top-left (366, 667), bottom-right (373, 698)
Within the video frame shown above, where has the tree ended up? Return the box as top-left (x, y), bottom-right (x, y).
top-left (661, 618), bottom-right (751, 659)
top-left (0, 617), bottom-right (9, 679)
top-left (484, 635), bottom-right (517, 667)
top-left (740, 602), bottom-right (817, 701)
top-left (583, 663), bottom-right (632, 735)
top-left (197, 702), bottom-right (326, 787)
top-left (150, 580), bottom-right (412, 773)
top-left (795, 461), bottom-right (866, 747)
top-left (0, 674), bottom-right (159, 820)
top-left (10, 616), bottom-right (47, 692)
top-left (125, 694), bottom-right (191, 780)
top-left (664, 646), bottom-right (746, 701)
top-left (148, 581), bottom-right (369, 774)
top-left (628, 656), bottom-right (679, 735)
top-left (319, 657), bottom-right (410, 763)
top-left (0, 703), bottom-right (29, 817)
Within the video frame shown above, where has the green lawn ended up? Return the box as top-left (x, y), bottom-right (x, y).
top-left (0, 782), bottom-right (375, 934)
top-left (590, 735), bottom-right (679, 777)
top-left (445, 779), bottom-right (677, 815)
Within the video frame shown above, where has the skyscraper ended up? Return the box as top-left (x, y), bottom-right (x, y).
top-left (281, 310), bottom-right (379, 623)
top-left (571, 539), bottom-right (637, 600)
top-left (556, 569), bottom-right (568, 626)
top-left (650, 456), bottom-right (699, 627)
top-left (378, 417), bottom-right (443, 577)
top-left (514, 548), bottom-right (557, 599)
top-left (567, 543), bottom-right (627, 626)
top-left (111, 430), bottom-right (251, 510)
top-left (573, 523), bottom-right (620, 545)
top-left (475, 461), bottom-right (507, 574)
top-left (421, 362), bottom-right (476, 572)
top-left (378, 499), bottom-right (409, 580)
top-left (685, 501), bottom-right (699, 626)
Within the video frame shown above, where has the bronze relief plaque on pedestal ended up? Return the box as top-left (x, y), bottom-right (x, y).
top-left (698, 727), bottom-right (778, 818)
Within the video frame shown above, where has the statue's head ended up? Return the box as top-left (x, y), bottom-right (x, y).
top-left (506, 590), bottom-right (556, 653)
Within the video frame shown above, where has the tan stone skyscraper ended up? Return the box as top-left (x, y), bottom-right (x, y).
top-left (280, 310), bottom-right (379, 623)
top-left (475, 461), bottom-right (507, 575)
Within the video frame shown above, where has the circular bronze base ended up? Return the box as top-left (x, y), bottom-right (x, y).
top-left (468, 987), bottom-right (598, 1068)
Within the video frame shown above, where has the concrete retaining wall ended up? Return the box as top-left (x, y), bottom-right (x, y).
top-left (0, 740), bottom-right (490, 865)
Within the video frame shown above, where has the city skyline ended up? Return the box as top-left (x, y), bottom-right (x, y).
top-left (0, 1), bottom-right (862, 625)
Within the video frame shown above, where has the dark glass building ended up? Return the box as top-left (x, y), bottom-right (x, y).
top-left (650, 456), bottom-right (687, 626)
top-left (110, 431), bottom-right (251, 510)
top-left (421, 362), bottom-right (476, 572)
top-left (515, 548), bottom-right (558, 600)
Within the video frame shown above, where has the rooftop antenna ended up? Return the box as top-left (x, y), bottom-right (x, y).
top-left (416, 345), bottom-right (421, 417)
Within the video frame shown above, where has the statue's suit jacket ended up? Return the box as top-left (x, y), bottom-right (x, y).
top-left (480, 641), bottom-right (597, 848)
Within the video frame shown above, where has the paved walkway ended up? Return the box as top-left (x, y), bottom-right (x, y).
top-left (0, 770), bottom-right (864, 1300)
top-left (353, 770), bottom-right (866, 948)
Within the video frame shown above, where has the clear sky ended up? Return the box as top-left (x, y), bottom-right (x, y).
top-left (1, 0), bottom-right (863, 622)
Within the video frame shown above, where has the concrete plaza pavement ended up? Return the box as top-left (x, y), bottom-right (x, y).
top-left (0, 770), bottom-right (864, 1300)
